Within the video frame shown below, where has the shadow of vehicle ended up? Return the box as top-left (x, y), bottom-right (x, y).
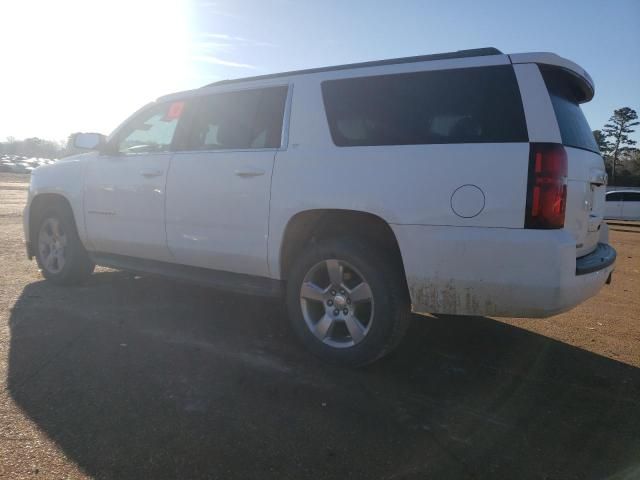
top-left (8, 272), bottom-right (640, 479)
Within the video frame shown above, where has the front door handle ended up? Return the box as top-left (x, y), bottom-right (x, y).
top-left (140, 169), bottom-right (164, 178)
top-left (234, 168), bottom-right (265, 178)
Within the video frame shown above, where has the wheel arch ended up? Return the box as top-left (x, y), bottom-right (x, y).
top-left (28, 193), bottom-right (79, 258)
top-left (277, 209), bottom-right (407, 287)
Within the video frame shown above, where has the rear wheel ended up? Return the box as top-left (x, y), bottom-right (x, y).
top-left (286, 237), bottom-right (411, 367)
top-left (34, 207), bottom-right (94, 284)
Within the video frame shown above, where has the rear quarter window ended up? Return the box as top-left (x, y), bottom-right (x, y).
top-left (321, 65), bottom-right (528, 147)
top-left (541, 67), bottom-right (599, 153)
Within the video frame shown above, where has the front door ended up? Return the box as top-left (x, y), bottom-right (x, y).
top-left (84, 101), bottom-right (184, 261)
top-left (605, 191), bottom-right (624, 219)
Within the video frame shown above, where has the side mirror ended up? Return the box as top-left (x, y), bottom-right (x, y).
top-left (73, 132), bottom-right (106, 150)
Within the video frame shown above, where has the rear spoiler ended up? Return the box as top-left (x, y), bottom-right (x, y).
top-left (509, 52), bottom-right (594, 103)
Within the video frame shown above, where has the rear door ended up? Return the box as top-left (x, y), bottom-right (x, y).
top-left (540, 67), bottom-right (607, 257)
top-left (622, 192), bottom-right (640, 220)
top-left (165, 85), bottom-right (289, 277)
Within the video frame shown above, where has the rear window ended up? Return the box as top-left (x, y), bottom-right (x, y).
top-left (541, 68), bottom-right (599, 153)
top-left (321, 65), bottom-right (528, 147)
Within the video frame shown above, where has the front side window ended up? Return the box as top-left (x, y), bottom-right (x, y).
top-left (321, 65), bottom-right (528, 147)
top-left (186, 86), bottom-right (288, 151)
top-left (115, 101), bottom-right (184, 154)
top-left (606, 192), bottom-right (623, 201)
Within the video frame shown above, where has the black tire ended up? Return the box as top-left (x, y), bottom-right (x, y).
top-left (286, 237), bottom-right (411, 367)
top-left (33, 206), bottom-right (94, 284)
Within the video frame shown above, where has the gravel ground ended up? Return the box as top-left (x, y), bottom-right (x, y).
top-left (1, 173), bottom-right (639, 479)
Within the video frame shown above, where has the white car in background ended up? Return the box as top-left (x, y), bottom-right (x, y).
top-left (23, 47), bottom-right (616, 366)
top-left (605, 190), bottom-right (640, 220)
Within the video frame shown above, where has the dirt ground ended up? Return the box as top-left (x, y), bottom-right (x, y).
top-left (1, 172), bottom-right (639, 479)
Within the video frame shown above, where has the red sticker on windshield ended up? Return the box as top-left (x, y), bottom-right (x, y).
top-left (165, 101), bottom-right (184, 121)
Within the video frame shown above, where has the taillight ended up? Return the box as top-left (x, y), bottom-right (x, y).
top-left (525, 143), bottom-right (568, 229)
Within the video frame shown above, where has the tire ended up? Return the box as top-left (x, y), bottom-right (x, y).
top-left (33, 206), bottom-right (94, 284)
top-left (286, 237), bottom-right (411, 367)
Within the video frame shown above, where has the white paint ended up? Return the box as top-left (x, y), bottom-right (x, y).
top-left (83, 152), bottom-right (173, 261)
top-left (623, 199), bottom-right (640, 220)
top-left (450, 185), bottom-right (485, 218)
top-left (165, 149), bottom-right (276, 276)
top-left (515, 62), bottom-right (606, 257)
top-left (509, 52), bottom-right (594, 100)
top-left (512, 63), bottom-right (561, 143)
top-left (563, 147), bottom-right (607, 257)
top-left (605, 194), bottom-right (624, 219)
top-left (23, 50), bottom-right (613, 321)
top-left (393, 224), bottom-right (613, 317)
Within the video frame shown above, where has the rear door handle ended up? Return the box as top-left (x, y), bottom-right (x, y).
top-left (140, 169), bottom-right (164, 178)
top-left (234, 168), bottom-right (265, 178)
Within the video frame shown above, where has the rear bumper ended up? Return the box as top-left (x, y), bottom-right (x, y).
top-left (576, 243), bottom-right (616, 275)
top-left (392, 224), bottom-right (615, 318)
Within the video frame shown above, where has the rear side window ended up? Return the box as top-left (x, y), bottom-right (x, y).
top-left (541, 68), bottom-right (599, 153)
top-left (185, 86), bottom-right (288, 151)
top-left (623, 192), bottom-right (640, 202)
top-left (606, 192), bottom-right (623, 201)
top-left (321, 65), bottom-right (528, 147)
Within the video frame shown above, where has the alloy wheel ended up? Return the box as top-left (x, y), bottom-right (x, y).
top-left (38, 217), bottom-right (67, 274)
top-left (299, 259), bottom-right (374, 348)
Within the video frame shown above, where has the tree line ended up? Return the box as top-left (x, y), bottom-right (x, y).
top-left (0, 133), bottom-right (93, 159)
top-left (0, 136), bottom-right (66, 159)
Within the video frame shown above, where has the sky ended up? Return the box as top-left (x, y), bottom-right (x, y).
top-left (0, 0), bottom-right (638, 143)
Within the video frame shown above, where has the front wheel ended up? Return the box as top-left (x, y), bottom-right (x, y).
top-left (34, 207), bottom-right (94, 284)
top-left (286, 238), bottom-right (411, 367)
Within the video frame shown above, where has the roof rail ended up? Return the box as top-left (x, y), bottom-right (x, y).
top-left (204, 47), bottom-right (503, 87)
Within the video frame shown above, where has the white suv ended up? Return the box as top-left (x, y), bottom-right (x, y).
top-left (24, 48), bottom-right (616, 366)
